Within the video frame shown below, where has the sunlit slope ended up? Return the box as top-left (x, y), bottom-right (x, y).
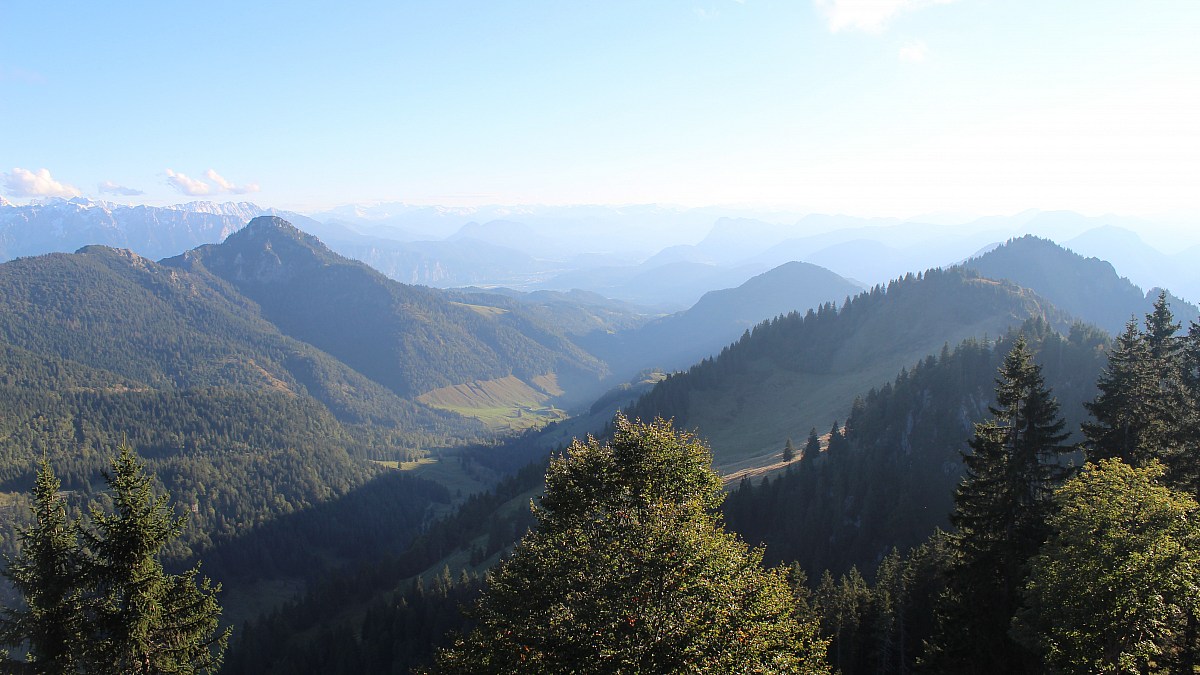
top-left (169, 216), bottom-right (608, 403)
top-left (580, 260), bottom-right (863, 378)
top-left (964, 235), bottom-right (1199, 334)
top-left (627, 267), bottom-right (1072, 470)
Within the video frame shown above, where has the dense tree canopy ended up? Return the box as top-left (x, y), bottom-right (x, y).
top-left (1016, 459), bottom-right (1200, 674)
top-left (432, 415), bottom-right (829, 674)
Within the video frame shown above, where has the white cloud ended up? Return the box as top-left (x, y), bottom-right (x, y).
top-left (98, 180), bottom-right (144, 196)
top-left (814, 0), bottom-right (958, 33)
top-left (204, 169), bottom-right (260, 195)
top-left (2, 168), bottom-right (80, 198)
top-left (165, 169), bottom-right (211, 196)
top-left (899, 39), bottom-right (929, 62)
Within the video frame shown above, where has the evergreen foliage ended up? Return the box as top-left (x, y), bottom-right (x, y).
top-left (0, 461), bottom-right (85, 673)
top-left (810, 533), bottom-right (954, 675)
top-left (1085, 293), bottom-right (1200, 494)
top-left (1083, 319), bottom-right (1159, 466)
top-left (84, 446), bottom-right (229, 674)
top-left (723, 320), bottom-right (1105, 579)
top-left (0, 448), bottom-right (228, 673)
top-left (927, 337), bottom-right (1073, 673)
top-left (802, 428), bottom-right (820, 465)
top-left (432, 415), bottom-right (829, 674)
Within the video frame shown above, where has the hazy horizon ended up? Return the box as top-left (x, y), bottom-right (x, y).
top-left (4, 1), bottom-right (1198, 222)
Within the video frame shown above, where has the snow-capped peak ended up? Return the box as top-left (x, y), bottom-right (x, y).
top-left (166, 201), bottom-right (265, 219)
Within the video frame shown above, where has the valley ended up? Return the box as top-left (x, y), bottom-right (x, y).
top-left (0, 202), bottom-right (1197, 673)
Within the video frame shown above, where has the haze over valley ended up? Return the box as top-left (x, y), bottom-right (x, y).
top-left (3, 1), bottom-right (1199, 672)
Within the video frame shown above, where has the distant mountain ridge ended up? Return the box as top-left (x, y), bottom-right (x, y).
top-left (1065, 225), bottom-right (1200, 305)
top-left (964, 235), bottom-right (1199, 333)
top-left (627, 266), bottom-right (1072, 470)
top-left (0, 197), bottom-right (254, 261)
top-left (579, 261), bottom-right (863, 378)
top-left (0, 198), bottom-right (557, 289)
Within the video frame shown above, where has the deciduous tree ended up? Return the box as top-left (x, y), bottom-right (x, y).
top-left (432, 415), bottom-right (829, 674)
top-left (1015, 459), bottom-right (1200, 673)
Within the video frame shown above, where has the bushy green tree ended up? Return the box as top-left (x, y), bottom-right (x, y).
top-left (1015, 459), bottom-right (1200, 673)
top-left (432, 415), bottom-right (829, 674)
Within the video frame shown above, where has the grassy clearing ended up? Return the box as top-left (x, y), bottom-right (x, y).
top-left (691, 361), bottom-right (900, 472)
top-left (450, 301), bottom-right (509, 317)
top-left (370, 457), bottom-right (437, 471)
top-left (373, 456), bottom-right (497, 506)
top-left (418, 375), bottom-right (569, 432)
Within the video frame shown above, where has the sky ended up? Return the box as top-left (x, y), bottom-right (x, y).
top-left (2, 0), bottom-right (1199, 220)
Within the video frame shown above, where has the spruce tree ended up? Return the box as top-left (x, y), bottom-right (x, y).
top-left (1083, 319), bottom-right (1157, 466)
top-left (431, 415), bottom-right (829, 674)
top-left (1085, 296), bottom-right (1195, 493)
top-left (1, 448), bottom-right (228, 673)
top-left (1179, 321), bottom-right (1200, 494)
top-left (926, 336), bottom-right (1072, 673)
top-left (0, 461), bottom-right (85, 674)
top-left (803, 428), bottom-right (821, 465)
top-left (827, 421), bottom-right (848, 455)
top-left (83, 445), bottom-right (229, 674)
top-left (782, 438), bottom-right (796, 463)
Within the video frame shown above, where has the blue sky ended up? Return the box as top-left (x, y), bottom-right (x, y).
top-left (2, 1), bottom-right (1198, 217)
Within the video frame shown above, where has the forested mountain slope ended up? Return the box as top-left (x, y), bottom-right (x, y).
top-left (626, 267), bottom-right (1072, 470)
top-left (964, 235), bottom-right (1199, 333)
top-left (0, 242), bottom-right (492, 611)
top-left (0, 218), bottom-right (648, 625)
top-left (579, 261), bottom-right (862, 378)
top-left (169, 217), bottom-right (608, 402)
top-left (723, 320), bottom-right (1108, 578)
top-left (0, 244), bottom-right (440, 426)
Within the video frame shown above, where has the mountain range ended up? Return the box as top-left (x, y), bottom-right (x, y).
top-left (8, 199), bottom-right (1197, 309)
top-left (3, 203), bottom-right (1200, 672)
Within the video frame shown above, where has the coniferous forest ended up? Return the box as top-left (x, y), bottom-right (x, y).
top-left (7, 4), bottom-right (1200, 672)
top-left (0, 218), bottom-right (1198, 674)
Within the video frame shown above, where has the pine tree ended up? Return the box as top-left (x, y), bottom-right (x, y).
top-left (827, 421), bottom-right (848, 455)
top-left (803, 428), bottom-right (821, 466)
top-left (1083, 319), bottom-right (1157, 465)
top-left (83, 445), bottom-right (229, 674)
top-left (0, 460), bottom-right (86, 674)
top-left (1179, 321), bottom-right (1200, 494)
top-left (1085, 296), bottom-right (1196, 493)
top-left (431, 415), bottom-right (829, 674)
top-left (926, 336), bottom-right (1072, 673)
top-left (782, 438), bottom-right (796, 463)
